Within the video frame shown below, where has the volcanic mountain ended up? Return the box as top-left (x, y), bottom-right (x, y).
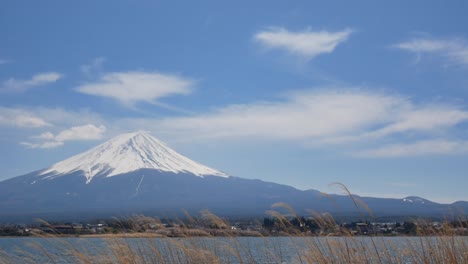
top-left (40, 131), bottom-right (228, 184)
top-left (0, 131), bottom-right (466, 222)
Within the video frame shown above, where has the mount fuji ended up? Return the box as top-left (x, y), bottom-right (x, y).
top-left (0, 131), bottom-right (466, 222)
top-left (40, 131), bottom-right (228, 184)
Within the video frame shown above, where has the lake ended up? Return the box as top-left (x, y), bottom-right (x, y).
top-left (1, 236), bottom-right (467, 263)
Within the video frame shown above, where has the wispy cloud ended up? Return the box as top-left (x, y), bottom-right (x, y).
top-left (0, 107), bottom-right (51, 128)
top-left (33, 132), bottom-right (55, 140)
top-left (0, 107), bottom-right (103, 128)
top-left (54, 124), bottom-right (106, 141)
top-left (1, 106), bottom-right (107, 148)
top-left (32, 107), bottom-right (103, 127)
top-left (326, 105), bottom-right (468, 144)
top-left (355, 140), bottom-right (468, 158)
top-left (0, 59), bottom-right (10, 65)
top-left (126, 88), bottom-right (468, 158)
top-left (75, 71), bottom-right (194, 106)
top-left (156, 89), bottom-right (468, 147)
top-left (20, 141), bottom-right (64, 149)
top-left (22, 124), bottom-right (106, 149)
top-left (8, 89), bottom-right (468, 157)
top-left (1, 72), bottom-right (62, 92)
top-left (254, 27), bottom-right (353, 59)
top-left (395, 37), bottom-right (468, 66)
top-left (80, 57), bottom-right (106, 75)
top-left (369, 107), bottom-right (468, 136)
top-left (159, 90), bottom-right (397, 140)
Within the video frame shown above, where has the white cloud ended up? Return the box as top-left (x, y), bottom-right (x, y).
top-left (22, 124), bottom-right (106, 149)
top-left (156, 89), bottom-right (468, 145)
top-left (160, 91), bottom-right (394, 140)
top-left (8, 89), bottom-right (467, 157)
top-left (55, 124), bottom-right (106, 141)
top-left (75, 71), bottom-right (193, 106)
top-left (33, 132), bottom-right (55, 140)
top-left (395, 37), bottom-right (468, 66)
top-left (0, 107), bottom-right (103, 129)
top-left (254, 27), bottom-right (353, 59)
top-left (1, 72), bottom-right (62, 92)
top-left (1, 107), bottom-right (105, 149)
top-left (14, 115), bottom-right (50, 128)
top-left (20, 141), bottom-right (64, 149)
top-left (0, 59), bottom-right (9, 65)
top-left (326, 105), bottom-right (468, 144)
top-left (32, 107), bottom-right (104, 126)
top-left (80, 57), bottom-right (105, 75)
top-left (355, 140), bottom-right (468, 158)
top-left (0, 107), bottom-right (51, 128)
top-left (369, 107), bottom-right (468, 136)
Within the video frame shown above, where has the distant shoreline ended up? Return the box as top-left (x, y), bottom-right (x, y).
top-left (2, 233), bottom-right (467, 239)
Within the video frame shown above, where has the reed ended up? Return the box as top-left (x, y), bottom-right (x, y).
top-left (1, 187), bottom-right (466, 264)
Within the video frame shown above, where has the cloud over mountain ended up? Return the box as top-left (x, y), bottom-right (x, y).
top-left (21, 124), bottom-right (106, 149)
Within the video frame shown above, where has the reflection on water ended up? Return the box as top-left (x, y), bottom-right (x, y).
top-left (0, 236), bottom-right (467, 263)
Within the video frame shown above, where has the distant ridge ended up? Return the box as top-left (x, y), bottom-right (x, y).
top-left (0, 131), bottom-right (466, 222)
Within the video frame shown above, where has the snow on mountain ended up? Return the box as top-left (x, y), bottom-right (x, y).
top-left (40, 131), bottom-right (227, 183)
top-left (1, 131), bottom-right (467, 222)
top-left (402, 196), bottom-right (428, 204)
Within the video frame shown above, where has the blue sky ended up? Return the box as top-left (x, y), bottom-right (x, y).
top-left (1, 0), bottom-right (468, 203)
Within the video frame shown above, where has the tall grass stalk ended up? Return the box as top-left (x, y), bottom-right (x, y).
top-left (1, 186), bottom-right (466, 264)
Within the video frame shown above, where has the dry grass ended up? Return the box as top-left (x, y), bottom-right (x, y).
top-left (1, 187), bottom-right (467, 264)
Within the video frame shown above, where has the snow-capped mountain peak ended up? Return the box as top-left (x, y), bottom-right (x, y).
top-left (40, 131), bottom-right (228, 183)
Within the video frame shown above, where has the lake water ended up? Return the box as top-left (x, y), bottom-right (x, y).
top-left (0, 236), bottom-right (467, 263)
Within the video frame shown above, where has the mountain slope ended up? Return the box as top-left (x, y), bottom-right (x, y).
top-left (0, 131), bottom-right (466, 222)
top-left (40, 131), bottom-right (227, 183)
